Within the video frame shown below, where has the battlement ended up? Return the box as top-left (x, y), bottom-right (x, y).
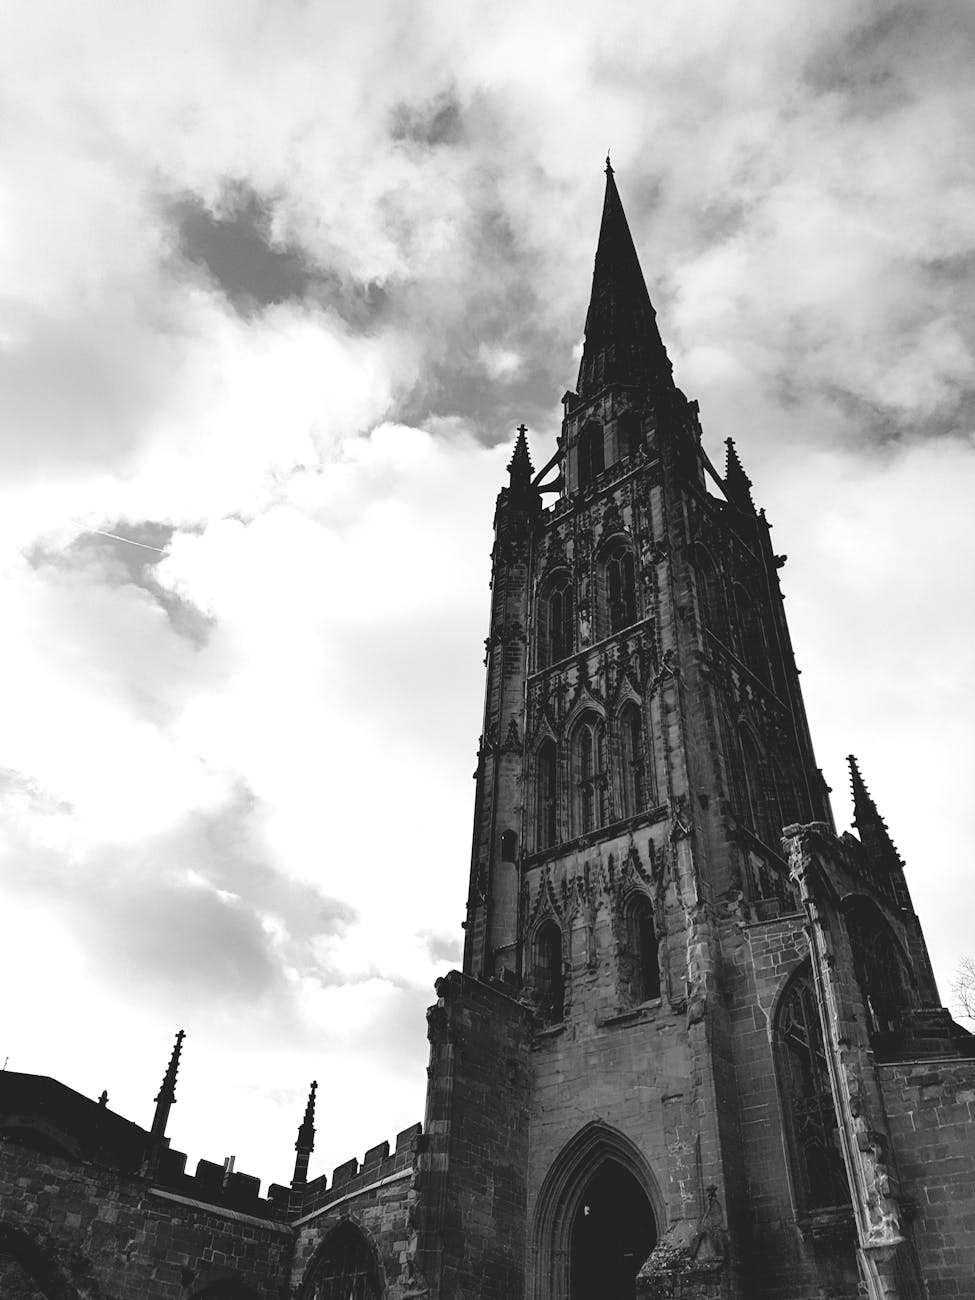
top-left (294, 1121), bottom-right (422, 1219)
top-left (153, 1148), bottom-right (288, 1219)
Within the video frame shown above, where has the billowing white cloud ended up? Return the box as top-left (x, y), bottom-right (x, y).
top-left (0, 0), bottom-right (973, 1186)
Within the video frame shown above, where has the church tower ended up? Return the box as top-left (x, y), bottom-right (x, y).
top-left (415, 165), bottom-right (972, 1300)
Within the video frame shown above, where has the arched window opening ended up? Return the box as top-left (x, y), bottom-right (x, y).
top-left (606, 545), bottom-right (637, 633)
top-left (693, 548), bottom-right (726, 646)
top-left (536, 739), bottom-right (558, 851)
top-left (500, 829), bottom-right (517, 862)
top-left (578, 422), bottom-right (605, 491)
top-left (534, 920), bottom-right (565, 1023)
top-left (573, 714), bottom-right (607, 835)
top-left (618, 411), bottom-right (641, 461)
top-left (541, 572), bottom-right (574, 666)
top-left (307, 1222), bottom-right (382, 1300)
top-left (620, 894), bottom-right (659, 1005)
top-left (570, 1162), bottom-right (657, 1300)
top-left (844, 900), bottom-right (915, 1039)
top-left (775, 966), bottom-right (850, 1211)
top-left (733, 583), bottom-right (768, 680)
top-left (619, 703), bottom-right (647, 817)
top-left (740, 731), bottom-right (770, 844)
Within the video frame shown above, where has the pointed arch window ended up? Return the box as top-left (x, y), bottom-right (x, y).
top-left (732, 582), bottom-right (768, 680)
top-left (306, 1222), bottom-right (382, 1300)
top-left (578, 422), bottom-right (605, 491)
top-left (605, 543), bottom-right (637, 633)
top-left (844, 900), bottom-right (915, 1039)
top-left (775, 965), bottom-right (850, 1211)
top-left (740, 730), bottom-right (770, 844)
top-left (693, 546), bottom-right (726, 646)
top-left (574, 714), bottom-right (607, 835)
top-left (619, 703), bottom-right (648, 817)
top-left (618, 411), bottom-right (641, 461)
top-left (533, 919), bottom-right (565, 1023)
top-left (536, 738), bottom-right (558, 850)
top-left (540, 571), bottom-right (574, 666)
top-left (620, 893), bottom-right (660, 1005)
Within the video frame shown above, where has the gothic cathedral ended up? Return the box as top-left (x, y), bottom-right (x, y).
top-left (418, 163), bottom-right (975, 1300)
top-left (1, 166), bottom-right (974, 1300)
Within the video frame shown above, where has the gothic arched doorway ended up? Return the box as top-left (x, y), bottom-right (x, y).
top-left (569, 1161), bottom-right (656, 1300)
top-left (531, 1122), bottom-right (661, 1300)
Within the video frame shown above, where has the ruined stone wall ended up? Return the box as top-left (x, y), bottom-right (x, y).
top-left (290, 1122), bottom-right (421, 1297)
top-left (0, 1139), bottom-right (292, 1299)
top-left (414, 971), bottom-right (532, 1300)
top-left (879, 1059), bottom-right (975, 1297)
top-left (724, 911), bottom-right (861, 1299)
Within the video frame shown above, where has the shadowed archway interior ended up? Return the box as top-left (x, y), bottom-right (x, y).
top-left (531, 1123), bottom-right (662, 1300)
top-left (570, 1161), bottom-right (656, 1300)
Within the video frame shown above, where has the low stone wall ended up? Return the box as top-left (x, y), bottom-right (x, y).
top-left (290, 1123), bottom-right (422, 1298)
top-left (0, 1138), bottom-right (292, 1299)
top-left (879, 1058), bottom-right (975, 1298)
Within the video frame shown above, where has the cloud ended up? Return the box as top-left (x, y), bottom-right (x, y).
top-left (0, 0), bottom-right (973, 1186)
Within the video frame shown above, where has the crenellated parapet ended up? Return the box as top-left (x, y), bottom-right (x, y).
top-left (293, 1120), bottom-right (422, 1220)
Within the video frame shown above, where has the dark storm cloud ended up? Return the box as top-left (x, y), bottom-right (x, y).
top-left (174, 184), bottom-right (314, 311)
top-left (27, 523), bottom-right (214, 649)
top-left (390, 91), bottom-right (464, 147)
top-left (802, 6), bottom-right (918, 115)
top-left (171, 182), bottom-right (389, 329)
top-left (395, 188), bottom-right (571, 438)
top-left (802, 2), bottom-right (975, 116)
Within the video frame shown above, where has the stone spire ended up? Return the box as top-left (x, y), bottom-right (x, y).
top-left (150, 1029), bottom-right (184, 1143)
top-left (576, 161), bottom-right (673, 399)
top-left (724, 438), bottom-right (755, 512)
top-left (291, 1080), bottom-right (317, 1188)
top-left (848, 756), bottom-right (910, 906)
top-left (507, 423), bottom-right (534, 488)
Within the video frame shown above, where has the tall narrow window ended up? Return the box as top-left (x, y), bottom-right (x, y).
top-left (775, 965), bottom-right (850, 1210)
top-left (574, 714), bottom-right (607, 835)
top-left (844, 900), bottom-right (914, 1038)
top-left (551, 577), bottom-right (572, 665)
top-left (534, 920), bottom-right (565, 1022)
top-left (694, 547), bottom-right (726, 645)
top-left (537, 739), bottom-right (558, 850)
top-left (620, 894), bottom-right (660, 1005)
top-left (578, 422), bottom-right (605, 491)
top-left (733, 583), bottom-right (767, 680)
top-left (620, 703), bottom-right (647, 817)
top-left (740, 730), bottom-right (769, 844)
top-left (606, 544), bottom-right (637, 633)
top-left (618, 411), bottom-right (641, 460)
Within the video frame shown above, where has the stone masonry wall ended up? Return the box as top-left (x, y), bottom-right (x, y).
top-left (0, 1139), bottom-right (292, 1299)
top-left (414, 971), bottom-right (533, 1300)
top-left (291, 1122), bottom-right (421, 1298)
top-left (724, 911), bottom-right (861, 1299)
top-left (879, 1059), bottom-right (975, 1298)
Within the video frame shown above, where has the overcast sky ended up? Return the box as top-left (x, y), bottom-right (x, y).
top-left (1, 0), bottom-right (973, 1191)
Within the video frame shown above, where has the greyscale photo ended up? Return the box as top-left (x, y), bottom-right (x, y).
top-left (0, 3), bottom-right (972, 1298)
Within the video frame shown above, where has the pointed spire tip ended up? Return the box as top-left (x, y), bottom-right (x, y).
top-left (507, 423), bottom-right (534, 483)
